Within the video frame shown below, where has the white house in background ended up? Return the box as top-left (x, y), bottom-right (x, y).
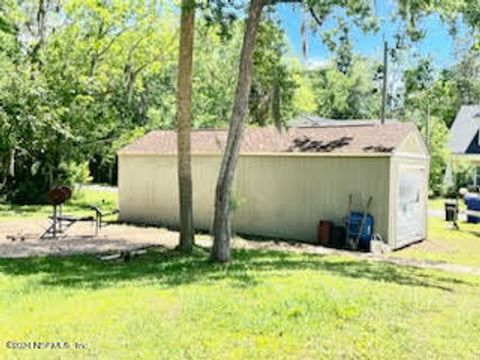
top-left (449, 105), bottom-right (480, 186)
top-left (118, 122), bottom-right (429, 249)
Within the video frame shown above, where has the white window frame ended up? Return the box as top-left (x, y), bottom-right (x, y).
top-left (475, 166), bottom-right (480, 187)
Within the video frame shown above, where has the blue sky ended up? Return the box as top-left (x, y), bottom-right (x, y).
top-left (274, 1), bottom-right (470, 70)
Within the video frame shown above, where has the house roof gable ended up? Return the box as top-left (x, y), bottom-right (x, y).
top-left (466, 131), bottom-right (480, 154)
top-left (449, 105), bottom-right (480, 154)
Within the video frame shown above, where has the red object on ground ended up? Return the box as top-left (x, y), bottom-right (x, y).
top-left (318, 220), bottom-right (333, 245)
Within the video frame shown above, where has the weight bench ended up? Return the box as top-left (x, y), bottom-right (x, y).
top-left (40, 204), bottom-right (96, 240)
top-left (7, 186), bottom-right (120, 242)
top-left (40, 206), bottom-right (119, 240)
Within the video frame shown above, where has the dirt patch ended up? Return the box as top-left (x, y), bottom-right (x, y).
top-left (0, 219), bottom-right (181, 258)
top-left (0, 218), bottom-right (355, 260)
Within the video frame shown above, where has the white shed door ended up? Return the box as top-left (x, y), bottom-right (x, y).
top-left (396, 167), bottom-right (426, 247)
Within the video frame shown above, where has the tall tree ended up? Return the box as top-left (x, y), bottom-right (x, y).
top-left (211, 0), bottom-right (265, 262)
top-left (211, 0), bottom-right (377, 262)
top-left (176, 0), bottom-right (196, 253)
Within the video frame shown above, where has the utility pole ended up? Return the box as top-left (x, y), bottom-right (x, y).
top-left (381, 40), bottom-right (388, 125)
top-left (426, 101), bottom-right (431, 151)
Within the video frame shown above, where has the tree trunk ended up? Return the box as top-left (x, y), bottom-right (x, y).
top-left (211, 0), bottom-right (265, 263)
top-left (176, 0), bottom-right (195, 253)
top-left (37, 0), bottom-right (47, 49)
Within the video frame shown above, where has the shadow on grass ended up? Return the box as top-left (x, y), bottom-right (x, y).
top-left (466, 230), bottom-right (480, 238)
top-left (0, 248), bottom-right (475, 292)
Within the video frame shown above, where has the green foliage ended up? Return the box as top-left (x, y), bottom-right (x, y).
top-left (322, 17), bottom-right (354, 75)
top-left (310, 59), bottom-right (381, 119)
top-left (401, 49), bottom-right (480, 128)
top-left (421, 116), bottom-right (450, 196)
top-left (442, 158), bottom-right (474, 197)
top-left (449, 50), bottom-right (480, 107)
top-left (192, 22), bottom-right (240, 128)
top-left (401, 50), bottom-right (480, 194)
top-left (250, 19), bottom-right (298, 128)
top-left (291, 60), bottom-right (317, 114)
top-left (229, 188), bottom-right (246, 212)
top-left (59, 162), bottom-right (93, 186)
top-left (0, 1), bottom-right (301, 201)
top-left (0, 0), bottom-right (180, 202)
top-left (447, 160), bottom-right (474, 195)
top-left (192, 18), bottom-right (298, 129)
top-left (404, 58), bottom-right (434, 94)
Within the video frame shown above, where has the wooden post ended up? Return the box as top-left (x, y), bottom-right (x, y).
top-left (426, 102), bottom-right (431, 150)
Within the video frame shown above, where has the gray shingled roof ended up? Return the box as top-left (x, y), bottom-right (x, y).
top-left (449, 105), bottom-right (480, 154)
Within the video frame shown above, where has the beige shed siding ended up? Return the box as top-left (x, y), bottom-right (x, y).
top-left (119, 155), bottom-right (222, 228)
top-left (119, 154), bottom-right (391, 244)
top-left (233, 156), bottom-right (391, 243)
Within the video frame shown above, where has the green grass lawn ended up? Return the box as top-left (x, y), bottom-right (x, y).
top-left (0, 248), bottom-right (479, 359)
top-left (394, 217), bottom-right (480, 267)
top-left (0, 187), bottom-right (117, 220)
top-left (391, 197), bottom-right (480, 267)
top-left (428, 197), bottom-right (445, 211)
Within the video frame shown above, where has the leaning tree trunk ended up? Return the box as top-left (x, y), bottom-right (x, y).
top-left (176, 0), bottom-right (195, 253)
top-left (211, 0), bottom-right (265, 263)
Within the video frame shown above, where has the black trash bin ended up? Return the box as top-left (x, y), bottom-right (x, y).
top-left (444, 201), bottom-right (458, 222)
top-left (329, 226), bottom-right (347, 249)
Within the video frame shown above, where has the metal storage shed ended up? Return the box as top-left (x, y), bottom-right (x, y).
top-left (118, 122), bottom-right (429, 249)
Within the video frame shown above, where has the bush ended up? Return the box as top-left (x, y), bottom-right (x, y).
top-left (443, 160), bottom-right (474, 197)
top-left (4, 160), bottom-right (92, 204)
top-left (421, 116), bottom-right (449, 196)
